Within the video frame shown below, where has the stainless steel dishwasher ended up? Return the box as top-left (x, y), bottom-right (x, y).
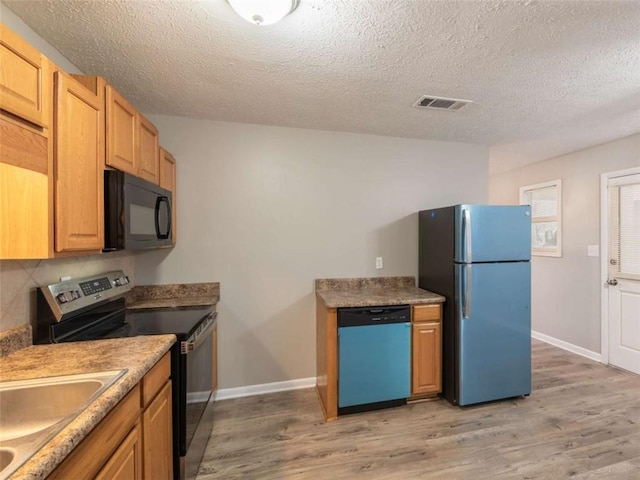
top-left (338, 305), bottom-right (411, 415)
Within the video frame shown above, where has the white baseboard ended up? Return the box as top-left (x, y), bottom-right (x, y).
top-left (213, 332), bottom-right (603, 401)
top-left (215, 376), bottom-right (316, 401)
top-left (532, 330), bottom-right (603, 363)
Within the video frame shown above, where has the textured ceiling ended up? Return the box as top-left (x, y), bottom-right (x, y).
top-left (3, 0), bottom-right (640, 172)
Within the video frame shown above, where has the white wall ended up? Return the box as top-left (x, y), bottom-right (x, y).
top-left (136, 117), bottom-right (489, 389)
top-left (489, 133), bottom-right (640, 354)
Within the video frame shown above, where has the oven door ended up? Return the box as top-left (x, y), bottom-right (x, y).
top-left (105, 171), bottom-right (172, 250)
top-left (180, 317), bottom-right (215, 480)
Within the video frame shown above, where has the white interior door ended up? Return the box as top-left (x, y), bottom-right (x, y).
top-left (607, 173), bottom-right (640, 374)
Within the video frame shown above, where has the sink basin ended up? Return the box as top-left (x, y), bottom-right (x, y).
top-left (0, 369), bottom-right (126, 479)
top-left (0, 379), bottom-right (106, 442)
top-left (0, 448), bottom-right (14, 473)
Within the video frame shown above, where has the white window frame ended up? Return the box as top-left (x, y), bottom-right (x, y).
top-left (519, 179), bottom-right (562, 257)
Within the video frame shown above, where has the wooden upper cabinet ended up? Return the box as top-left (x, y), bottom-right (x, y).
top-left (159, 148), bottom-right (176, 245)
top-left (54, 72), bottom-right (105, 253)
top-left (137, 114), bottom-right (159, 183)
top-left (0, 47), bottom-right (54, 260)
top-left (106, 85), bottom-right (137, 174)
top-left (0, 24), bottom-right (50, 127)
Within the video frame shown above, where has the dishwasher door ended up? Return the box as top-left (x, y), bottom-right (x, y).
top-left (338, 306), bottom-right (411, 414)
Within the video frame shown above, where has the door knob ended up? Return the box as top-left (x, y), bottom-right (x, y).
top-left (607, 279), bottom-right (618, 286)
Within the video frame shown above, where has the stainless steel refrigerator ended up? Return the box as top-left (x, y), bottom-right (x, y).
top-left (419, 205), bottom-right (532, 406)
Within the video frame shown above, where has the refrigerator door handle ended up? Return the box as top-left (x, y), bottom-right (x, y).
top-left (463, 208), bottom-right (472, 263)
top-left (464, 264), bottom-right (472, 319)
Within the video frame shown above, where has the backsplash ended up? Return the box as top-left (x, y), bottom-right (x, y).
top-left (0, 252), bottom-right (135, 333)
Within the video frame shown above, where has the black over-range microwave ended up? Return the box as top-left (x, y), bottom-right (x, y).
top-left (104, 171), bottom-right (173, 250)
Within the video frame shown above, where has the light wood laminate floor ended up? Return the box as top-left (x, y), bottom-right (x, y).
top-left (197, 340), bottom-right (640, 479)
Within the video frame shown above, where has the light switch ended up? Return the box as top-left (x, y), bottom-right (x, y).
top-left (587, 245), bottom-right (599, 257)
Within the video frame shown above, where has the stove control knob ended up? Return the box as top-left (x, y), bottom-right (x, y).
top-left (114, 275), bottom-right (130, 287)
top-left (57, 291), bottom-right (77, 303)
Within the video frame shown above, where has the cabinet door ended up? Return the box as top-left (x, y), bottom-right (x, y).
top-left (142, 381), bottom-right (173, 480)
top-left (412, 322), bottom-right (442, 396)
top-left (54, 71), bottom-right (105, 252)
top-left (137, 114), bottom-right (159, 183)
top-left (0, 25), bottom-right (50, 127)
top-left (96, 421), bottom-right (143, 480)
top-left (106, 85), bottom-right (137, 174)
top-left (0, 118), bottom-right (51, 259)
top-left (159, 148), bottom-right (176, 245)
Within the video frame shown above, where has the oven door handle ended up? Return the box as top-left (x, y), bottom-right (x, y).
top-left (181, 315), bottom-right (216, 355)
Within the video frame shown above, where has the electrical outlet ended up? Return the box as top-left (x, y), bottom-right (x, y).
top-left (376, 257), bottom-right (383, 269)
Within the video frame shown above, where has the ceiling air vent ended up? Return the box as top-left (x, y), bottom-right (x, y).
top-left (413, 95), bottom-right (472, 111)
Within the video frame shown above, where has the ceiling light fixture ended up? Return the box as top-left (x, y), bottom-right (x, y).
top-left (228, 0), bottom-right (299, 26)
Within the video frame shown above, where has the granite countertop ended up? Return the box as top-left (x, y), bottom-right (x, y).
top-left (315, 276), bottom-right (445, 308)
top-left (126, 282), bottom-right (219, 310)
top-left (1, 335), bottom-right (175, 480)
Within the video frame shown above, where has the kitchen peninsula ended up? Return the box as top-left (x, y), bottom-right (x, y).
top-left (315, 277), bottom-right (445, 421)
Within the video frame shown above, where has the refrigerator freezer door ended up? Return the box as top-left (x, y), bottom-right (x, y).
top-left (456, 261), bottom-right (531, 405)
top-left (455, 205), bottom-right (531, 263)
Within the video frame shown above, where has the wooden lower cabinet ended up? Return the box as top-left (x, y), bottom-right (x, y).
top-left (48, 352), bottom-right (173, 480)
top-left (95, 421), bottom-right (143, 480)
top-left (411, 304), bottom-right (442, 398)
top-left (142, 381), bottom-right (173, 480)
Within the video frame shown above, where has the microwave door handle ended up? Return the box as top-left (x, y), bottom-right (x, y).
top-left (163, 196), bottom-right (172, 239)
top-left (155, 196), bottom-right (171, 240)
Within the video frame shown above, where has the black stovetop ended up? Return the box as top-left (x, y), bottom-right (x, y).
top-left (50, 298), bottom-right (213, 343)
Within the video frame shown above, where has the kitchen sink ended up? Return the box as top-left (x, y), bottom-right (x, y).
top-left (0, 449), bottom-right (14, 472)
top-left (0, 369), bottom-right (126, 479)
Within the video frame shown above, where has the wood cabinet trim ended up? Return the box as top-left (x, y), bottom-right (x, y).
top-left (316, 299), bottom-right (337, 421)
top-left (0, 116), bottom-right (48, 173)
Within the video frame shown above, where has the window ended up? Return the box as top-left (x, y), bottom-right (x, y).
top-left (609, 174), bottom-right (640, 281)
top-left (520, 179), bottom-right (562, 257)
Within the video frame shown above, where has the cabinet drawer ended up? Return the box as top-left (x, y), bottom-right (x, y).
top-left (412, 304), bottom-right (441, 322)
top-left (141, 351), bottom-right (171, 407)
